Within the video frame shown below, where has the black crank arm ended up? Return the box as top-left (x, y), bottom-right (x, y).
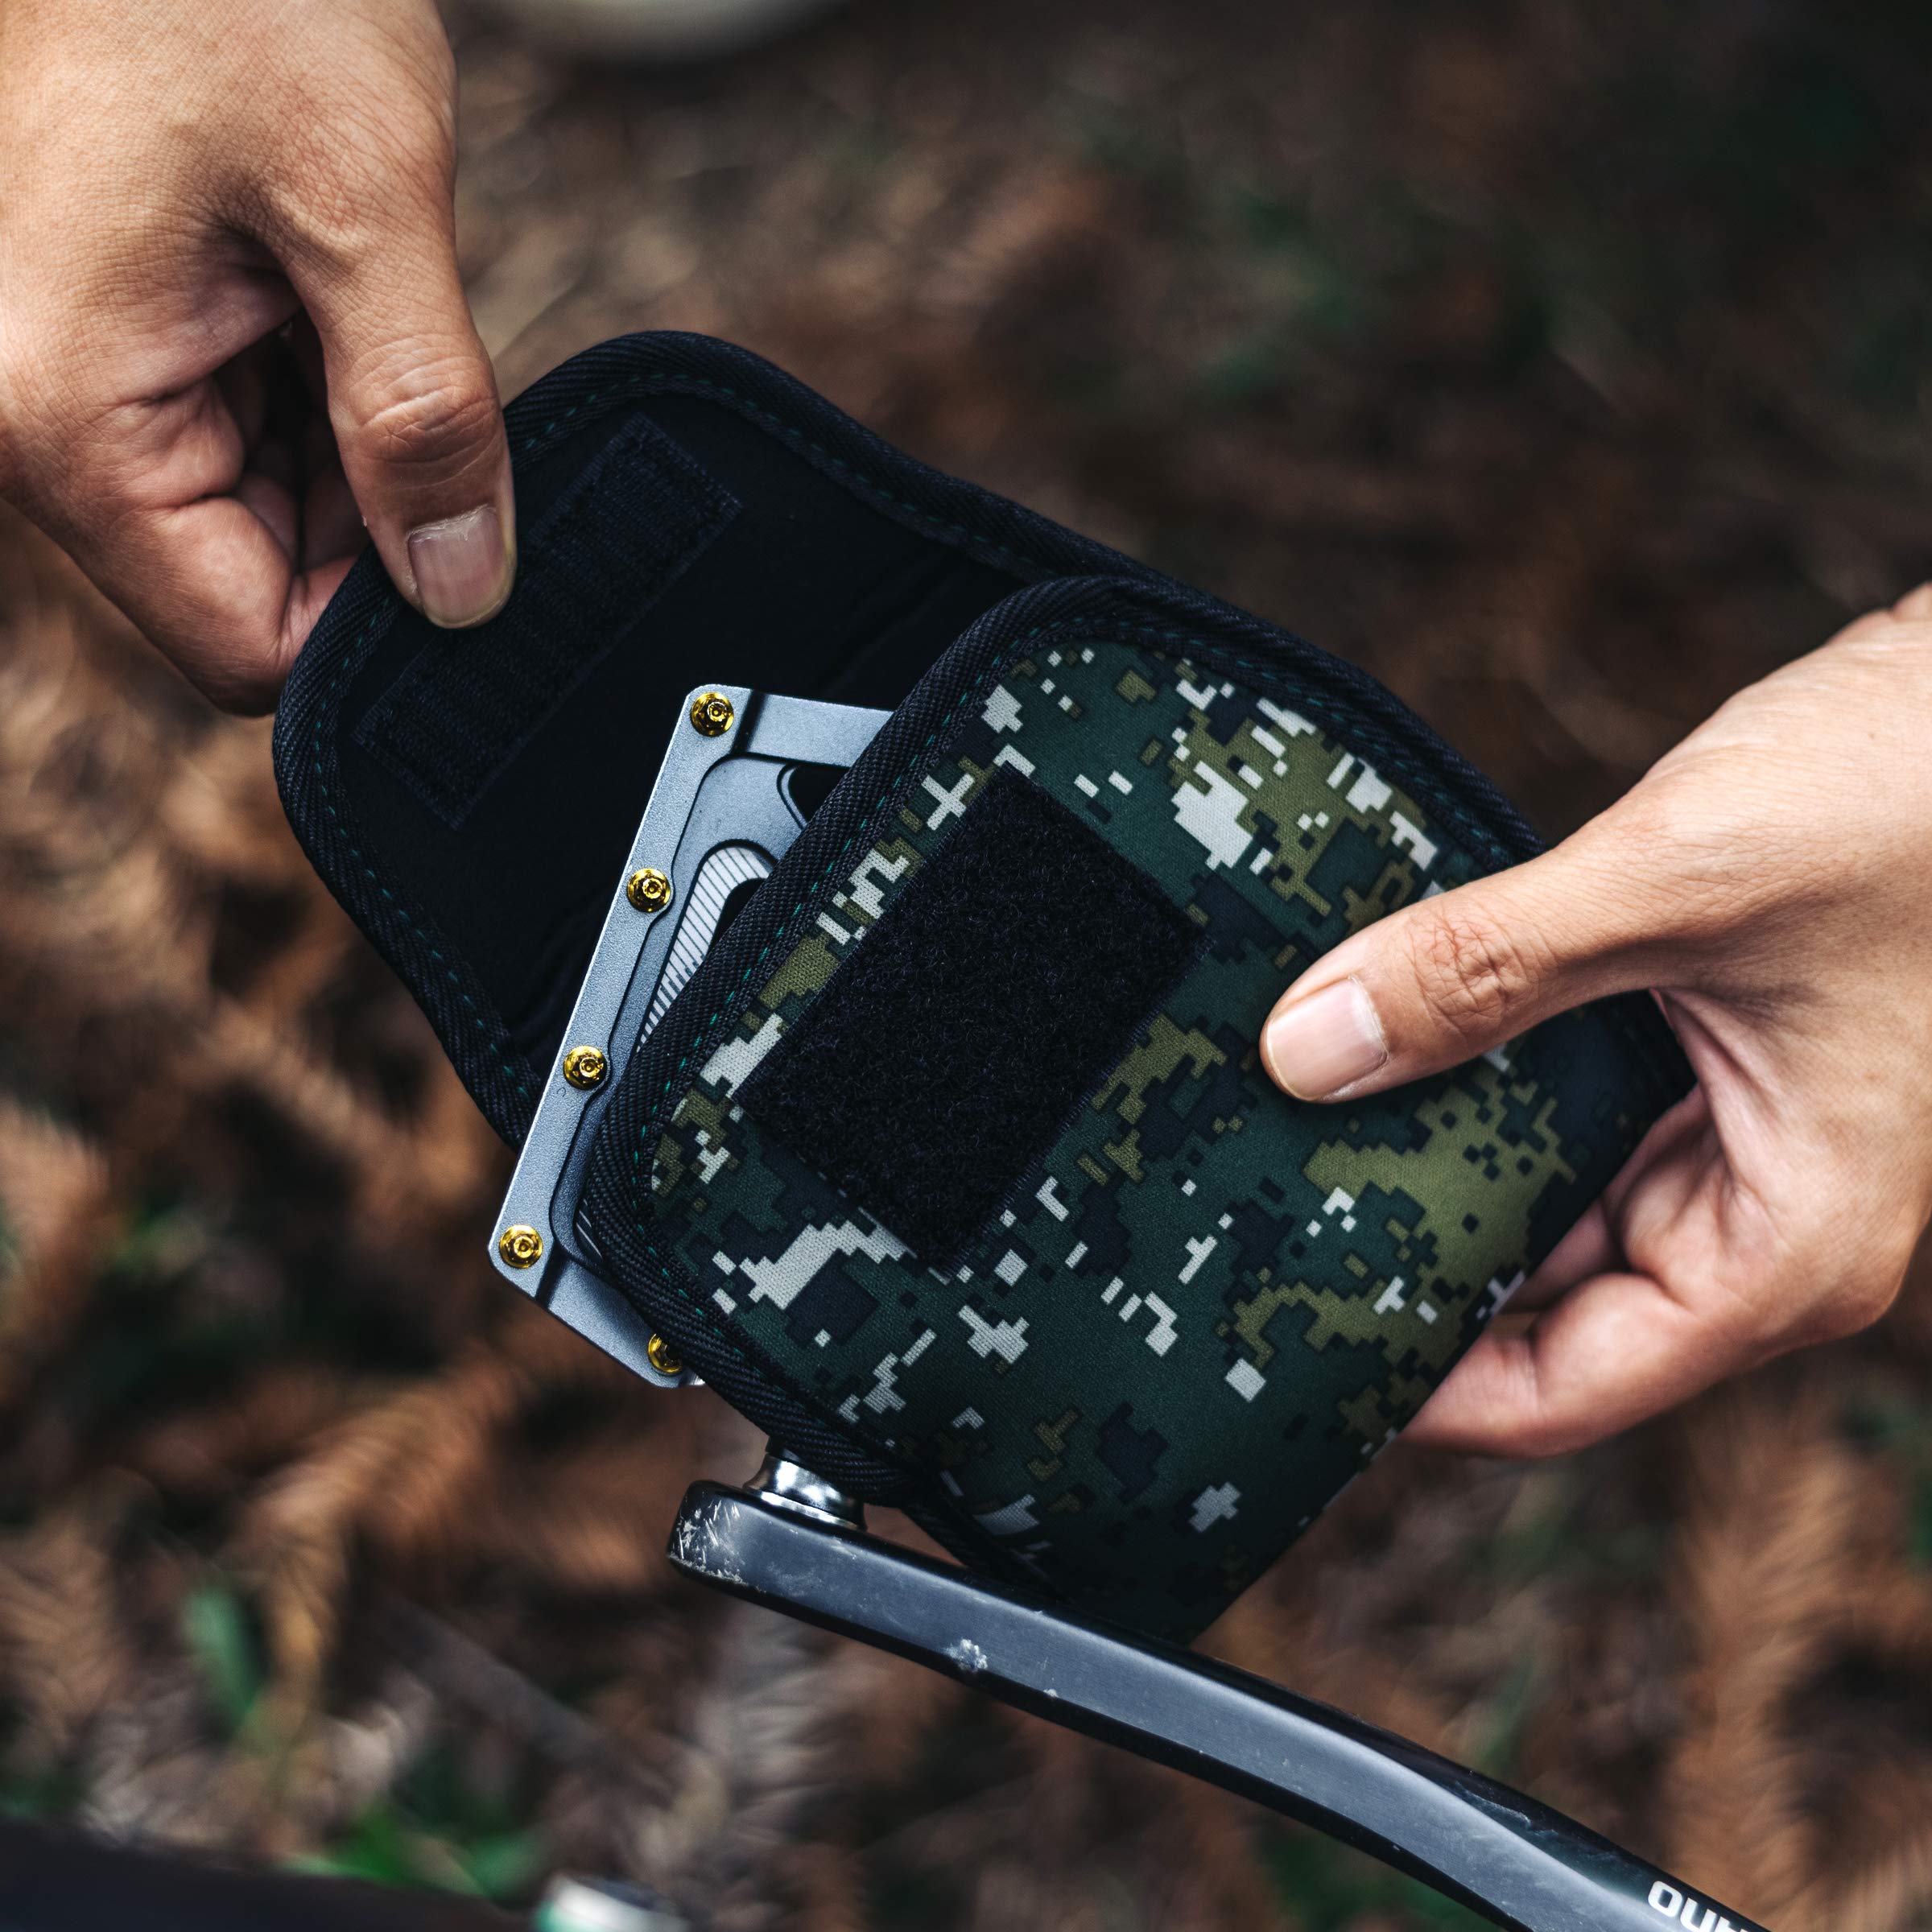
top-left (668, 1480), bottom-right (1765, 1932)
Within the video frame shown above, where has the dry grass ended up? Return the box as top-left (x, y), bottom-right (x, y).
top-left (3, 1), bottom-right (1932, 1923)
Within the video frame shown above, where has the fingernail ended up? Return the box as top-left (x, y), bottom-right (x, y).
top-left (1262, 978), bottom-right (1389, 1100)
top-left (407, 505), bottom-right (510, 627)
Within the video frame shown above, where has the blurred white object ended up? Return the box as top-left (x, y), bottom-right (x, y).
top-left (535, 1875), bottom-right (690, 1930)
top-left (477, 0), bottom-right (846, 58)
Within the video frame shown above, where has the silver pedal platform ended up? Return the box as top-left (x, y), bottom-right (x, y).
top-left (489, 686), bottom-right (888, 1386)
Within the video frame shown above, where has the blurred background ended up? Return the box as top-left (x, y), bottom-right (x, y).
top-left (2, 1), bottom-right (1931, 1926)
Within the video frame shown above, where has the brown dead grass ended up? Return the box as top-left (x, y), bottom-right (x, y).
top-left (3, 2), bottom-right (1932, 1925)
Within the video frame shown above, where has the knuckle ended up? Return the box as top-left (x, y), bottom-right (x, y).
top-left (354, 363), bottom-right (500, 477)
top-left (252, 179), bottom-right (364, 282)
top-left (358, 107), bottom-right (456, 197)
top-left (263, 159), bottom-right (445, 277)
top-left (1891, 581), bottom-right (1932, 625)
top-left (1406, 906), bottom-right (1539, 1046)
top-left (254, 101), bottom-right (453, 266)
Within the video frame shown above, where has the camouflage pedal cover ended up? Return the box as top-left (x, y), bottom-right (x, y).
top-left (580, 574), bottom-right (1690, 1640)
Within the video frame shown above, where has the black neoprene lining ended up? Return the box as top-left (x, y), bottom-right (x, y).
top-left (276, 334), bottom-right (1177, 1143)
top-left (740, 770), bottom-right (1204, 1267)
top-left (576, 572), bottom-right (1696, 1596)
top-left (355, 415), bottom-right (738, 830)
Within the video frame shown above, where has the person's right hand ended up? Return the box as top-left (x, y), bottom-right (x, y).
top-left (0, 0), bottom-right (516, 714)
top-left (1258, 586), bottom-right (1932, 1459)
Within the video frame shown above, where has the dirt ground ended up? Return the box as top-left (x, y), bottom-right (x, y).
top-left (3, 2), bottom-right (1932, 1926)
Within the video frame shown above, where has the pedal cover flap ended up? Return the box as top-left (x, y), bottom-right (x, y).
top-left (274, 332), bottom-right (1146, 1145)
top-left (275, 333), bottom-right (1691, 1641)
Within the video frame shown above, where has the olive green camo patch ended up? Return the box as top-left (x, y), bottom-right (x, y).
top-left (634, 635), bottom-right (1659, 1637)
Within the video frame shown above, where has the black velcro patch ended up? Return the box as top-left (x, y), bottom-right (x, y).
top-left (740, 770), bottom-right (1201, 1265)
top-left (355, 415), bottom-right (737, 828)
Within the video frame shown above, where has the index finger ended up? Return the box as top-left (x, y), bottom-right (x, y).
top-left (27, 361), bottom-right (353, 713)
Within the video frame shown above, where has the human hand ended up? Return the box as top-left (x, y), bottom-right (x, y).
top-left (0, 0), bottom-right (515, 714)
top-left (1260, 588), bottom-right (1932, 1456)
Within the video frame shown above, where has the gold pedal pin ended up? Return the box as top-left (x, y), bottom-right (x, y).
top-left (497, 1224), bottom-right (543, 1269)
top-left (627, 867), bottom-right (672, 914)
top-left (562, 1044), bottom-right (608, 1089)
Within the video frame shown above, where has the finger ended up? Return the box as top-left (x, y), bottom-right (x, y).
top-left (300, 452), bottom-right (361, 570)
top-left (101, 492), bottom-right (351, 712)
top-left (1410, 1080), bottom-right (1723, 1444)
top-left (275, 167), bottom-right (516, 630)
top-left (1508, 1198), bottom-right (1616, 1313)
top-left (288, 328), bottom-right (363, 566)
top-left (1401, 1264), bottom-right (1754, 1457)
top-left (136, 479), bottom-right (355, 709)
top-left (1259, 824), bottom-right (1673, 1103)
top-left (24, 369), bottom-right (347, 712)
top-left (234, 465), bottom-right (299, 561)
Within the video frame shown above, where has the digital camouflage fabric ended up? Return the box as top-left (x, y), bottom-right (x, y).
top-left (601, 620), bottom-right (1683, 1639)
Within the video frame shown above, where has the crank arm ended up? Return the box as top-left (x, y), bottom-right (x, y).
top-left (668, 1465), bottom-right (1766, 1932)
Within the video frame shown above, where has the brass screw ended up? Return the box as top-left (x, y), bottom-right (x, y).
top-left (562, 1044), bottom-right (608, 1090)
top-left (498, 1224), bottom-right (544, 1269)
top-left (626, 867), bottom-right (673, 914)
top-left (645, 1332), bottom-right (683, 1377)
top-left (689, 691), bottom-right (735, 737)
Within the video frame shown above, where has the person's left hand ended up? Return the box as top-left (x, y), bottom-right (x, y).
top-left (0, 0), bottom-right (515, 714)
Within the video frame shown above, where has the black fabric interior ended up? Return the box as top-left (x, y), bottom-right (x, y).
top-left (335, 392), bottom-right (1025, 1078)
top-left (355, 413), bottom-right (740, 830)
top-left (739, 770), bottom-right (1203, 1266)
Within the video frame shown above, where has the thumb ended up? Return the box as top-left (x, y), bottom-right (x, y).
top-left (1259, 831), bottom-right (1656, 1102)
top-left (282, 196), bottom-right (516, 630)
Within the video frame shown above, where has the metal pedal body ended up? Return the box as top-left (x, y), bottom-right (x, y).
top-left (489, 686), bottom-right (888, 1387)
